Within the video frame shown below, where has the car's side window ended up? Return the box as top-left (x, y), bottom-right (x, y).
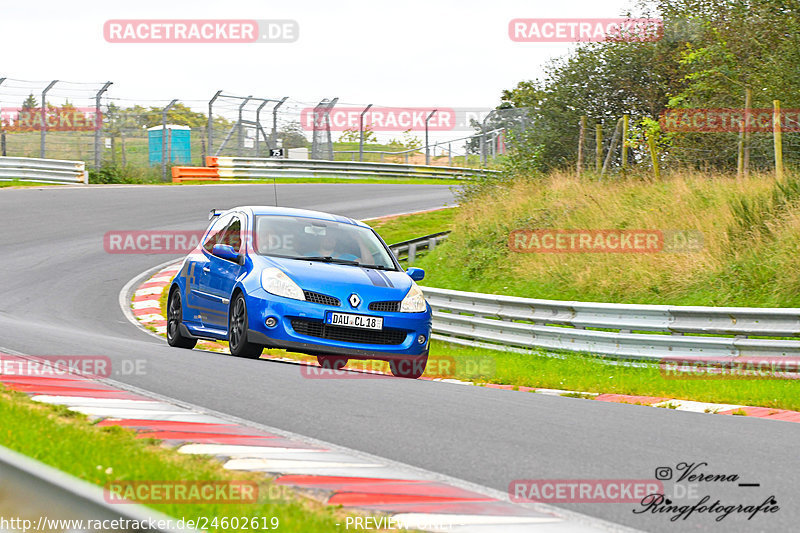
top-left (220, 216), bottom-right (243, 254)
top-left (202, 214), bottom-right (232, 254)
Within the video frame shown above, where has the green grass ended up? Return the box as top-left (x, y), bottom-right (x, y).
top-left (431, 340), bottom-right (800, 411)
top-left (0, 180), bottom-right (67, 188)
top-left (0, 385), bottom-right (361, 532)
top-left (367, 207), bottom-right (456, 244)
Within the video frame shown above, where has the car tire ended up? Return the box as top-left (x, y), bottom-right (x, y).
top-left (166, 289), bottom-right (197, 349)
top-left (317, 356), bottom-right (348, 370)
top-left (228, 293), bottom-right (263, 359)
top-left (389, 353), bottom-right (428, 379)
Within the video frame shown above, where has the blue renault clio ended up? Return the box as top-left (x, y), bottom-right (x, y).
top-left (167, 206), bottom-right (432, 378)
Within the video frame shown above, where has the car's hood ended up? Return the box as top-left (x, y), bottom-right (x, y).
top-left (254, 255), bottom-right (414, 301)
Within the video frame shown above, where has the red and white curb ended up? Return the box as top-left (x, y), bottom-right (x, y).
top-left (0, 351), bottom-right (621, 533)
top-left (127, 261), bottom-right (800, 426)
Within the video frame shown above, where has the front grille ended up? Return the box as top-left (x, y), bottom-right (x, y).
top-left (291, 319), bottom-right (407, 345)
top-left (369, 301), bottom-right (402, 312)
top-left (303, 291), bottom-right (341, 307)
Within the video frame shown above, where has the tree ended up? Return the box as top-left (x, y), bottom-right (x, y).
top-left (279, 122), bottom-right (309, 149)
top-left (338, 125), bottom-right (376, 144)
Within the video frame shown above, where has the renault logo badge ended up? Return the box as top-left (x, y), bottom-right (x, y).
top-left (349, 294), bottom-right (361, 308)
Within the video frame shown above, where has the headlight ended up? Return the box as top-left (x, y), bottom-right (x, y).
top-left (261, 268), bottom-right (305, 301)
top-left (400, 281), bottom-right (426, 313)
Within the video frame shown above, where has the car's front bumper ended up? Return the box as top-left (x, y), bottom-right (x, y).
top-left (244, 289), bottom-right (432, 360)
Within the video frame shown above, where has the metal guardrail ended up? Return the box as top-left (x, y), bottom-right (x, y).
top-left (421, 286), bottom-right (800, 360)
top-left (207, 156), bottom-right (497, 180)
top-left (0, 445), bottom-right (190, 532)
top-left (0, 156), bottom-right (88, 184)
top-left (389, 232), bottom-right (450, 263)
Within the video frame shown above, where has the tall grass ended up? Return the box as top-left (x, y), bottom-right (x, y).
top-left (418, 170), bottom-right (800, 307)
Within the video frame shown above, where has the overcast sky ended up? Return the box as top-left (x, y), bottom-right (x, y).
top-left (1, 0), bottom-right (635, 109)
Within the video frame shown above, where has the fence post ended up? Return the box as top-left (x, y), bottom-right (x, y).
top-left (255, 100), bottom-right (268, 156)
top-left (237, 96), bottom-right (252, 157)
top-left (359, 104), bottom-right (373, 162)
top-left (120, 131), bottom-right (127, 167)
top-left (621, 114), bottom-right (629, 170)
top-left (601, 118), bottom-right (623, 178)
top-left (647, 131), bottom-right (660, 180)
top-left (41, 80), bottom-right (58, 159)
top-left (93, 82), bottom-right (112, 169)
top-left (577, 116), bottom-right (586, 177)
top-left (207, 90), bottom-right (222, 159)
top-left (773, 99), bottom-right (784, 181)
top-left (595, 123), bottom-right (603, 173)
top-left (161, 99), bottom-right (178, 182)
top-left (0, 78), bottom-right (5, 156)
top-left (271, 97), bottom-right (288, 149)
top-left (425, 109), bottom-right (437, 165)
top-left (737, 88), bottom-right (752, 178)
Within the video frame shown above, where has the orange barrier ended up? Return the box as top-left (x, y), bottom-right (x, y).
top-left (205, 156), bottom-right (220, 167)
top-left (171, 167), bottom-right (220, 182)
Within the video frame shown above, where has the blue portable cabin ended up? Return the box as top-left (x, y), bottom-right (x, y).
top-left (148, 125), bottom-right (192, 165)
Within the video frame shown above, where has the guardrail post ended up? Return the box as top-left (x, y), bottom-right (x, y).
top-left (407, 242), bottom-right (417, 264)
top-left (94, 82), bottom-right (112, 169)
top-left (41, 80), bottom-right (58, 159)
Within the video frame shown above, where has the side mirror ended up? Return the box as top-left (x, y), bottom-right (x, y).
top-left (406, 267), bottom-right (425, 281)
top-left (212, 243), bottom-right (239, 262)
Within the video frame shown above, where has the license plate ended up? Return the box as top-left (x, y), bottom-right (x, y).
top-left (326, 312), bottom-right (383, 330)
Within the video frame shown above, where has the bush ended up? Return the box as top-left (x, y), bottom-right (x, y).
top-left (88, 163), bottom-right (164, 184)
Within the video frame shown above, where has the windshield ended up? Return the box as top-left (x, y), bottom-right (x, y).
top-left (254, 215), bottom-right (397, 270)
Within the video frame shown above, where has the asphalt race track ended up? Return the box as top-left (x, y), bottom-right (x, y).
top-left (1, 183), bottom-right (796, 533)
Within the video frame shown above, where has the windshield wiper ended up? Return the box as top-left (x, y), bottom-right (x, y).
top-left (302, 256), bottom-right (395, 271)
top-left (302, 256), bottom-right (360, 266)
top-left (358, 264), bottom-right (395, 271)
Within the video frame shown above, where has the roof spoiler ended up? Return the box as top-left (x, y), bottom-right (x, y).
top-left (209, 209), bottom-right (223, 220)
